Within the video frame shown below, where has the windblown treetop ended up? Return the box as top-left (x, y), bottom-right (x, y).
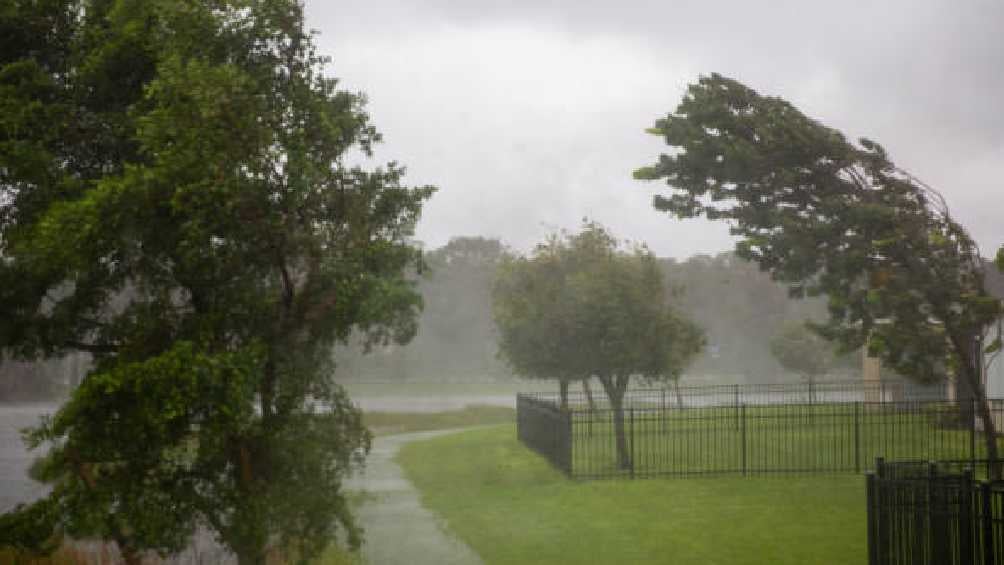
top-left (636, 73), bottom-right (1002, 472)
top-left (635, 73), bottom-right (999, 385)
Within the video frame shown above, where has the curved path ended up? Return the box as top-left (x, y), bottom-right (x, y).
top-left (344, 429), bottom-right (483, 565)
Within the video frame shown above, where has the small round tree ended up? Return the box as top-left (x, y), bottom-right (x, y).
top-left (493, 221), bottom-right (703, 469)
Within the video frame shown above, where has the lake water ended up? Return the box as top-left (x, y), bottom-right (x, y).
top-left (0, 402), bottom-right (55, 513)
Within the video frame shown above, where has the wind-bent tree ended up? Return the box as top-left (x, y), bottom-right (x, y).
top-left (636, 73), bottom-right (1002, 467)
top-left (0, 1), bottom-right (433, 563)
top-left (493, 222), bottom-right (703, 468)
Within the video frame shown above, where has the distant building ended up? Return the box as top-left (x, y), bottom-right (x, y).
top-left (984, 263), bottom-right (1004, 399)
top-left (861, 261), bottom-right (1004, 404)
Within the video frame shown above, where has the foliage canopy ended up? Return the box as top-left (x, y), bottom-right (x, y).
top-left (493, 221), bottom-right (703, 467)
top-left (636, 73), bottom-right (1001, 462)
top-left (0, 1), bottom-right (433, 562)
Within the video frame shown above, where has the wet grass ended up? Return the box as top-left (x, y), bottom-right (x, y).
top-left (363, 404), bottom-right (514, 436)
top-left (398, 424), bottom-right (868, 565)
top-left (567, 403), bottom-right (995, 478)
top-left (314, 545), bottom-right (362, 565)
top-left (337, 380), bottom-right (553, 398)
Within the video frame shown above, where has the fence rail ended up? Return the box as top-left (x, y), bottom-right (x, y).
top-left (516, 381), bottom-right (1003, 480)
top-left (866, 458), bottom-right (1004, 565)
top-left (520, 379), bottom-right (950, 410)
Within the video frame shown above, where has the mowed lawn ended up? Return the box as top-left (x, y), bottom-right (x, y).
top-left (565, 402), bottom-right (989, 478)
top-left (398, 425), bottom-right (867, 565)
top-left (363, 404), bottom-right (515, 436)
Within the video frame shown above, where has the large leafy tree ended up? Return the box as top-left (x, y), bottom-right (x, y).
top-left (0, 1), bottom-right (433, 563)
top-left (636, 73), bottom-right (1002, 466)
top-left (493, 222), bottom-right (703, 468)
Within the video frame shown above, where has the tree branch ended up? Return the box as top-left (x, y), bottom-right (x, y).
top-left (64, 340), bottom-right (118, 354)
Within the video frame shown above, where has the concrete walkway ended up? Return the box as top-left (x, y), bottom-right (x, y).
top-left (344, 430), bottom-right (483, 565)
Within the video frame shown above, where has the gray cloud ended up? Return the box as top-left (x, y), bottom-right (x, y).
top-left (306, 0), bottom-right (1004, 258)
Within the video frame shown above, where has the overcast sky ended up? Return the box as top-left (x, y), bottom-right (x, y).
top-left (304, 0), bottom-right (1003, 260)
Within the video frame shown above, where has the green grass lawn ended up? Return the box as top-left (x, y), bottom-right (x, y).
top-left (562, 402), bottom-right (994, 478)
top-left (336, 380), bottom-right (555, 398)
top-left (398, 424), bottom-right (868, 565)
top-left (363, 404), bottom-right (514, 436)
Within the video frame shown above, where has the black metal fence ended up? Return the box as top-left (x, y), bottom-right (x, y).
top-left (515, 380), bottom-right (1004, 479)
top-left (519, 379), bottom-right (951, 410)
top-left (866, 458), bottom-right (1004, 564)
top-left (516, 394), bottom-right (572, 474)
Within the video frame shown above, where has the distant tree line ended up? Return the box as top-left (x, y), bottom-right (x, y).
top-left (335, 241), bottom-right (842, 384)
top-left (7, 236), bottom-right (849, 397)
top-left (334, 236), bottom-right (511, 381)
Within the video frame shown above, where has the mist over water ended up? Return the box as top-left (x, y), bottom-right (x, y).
top-left (0, 403), bottom-right (55, 513)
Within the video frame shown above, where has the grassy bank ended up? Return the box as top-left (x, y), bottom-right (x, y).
top-left (363, 404), bottom-right (514, 436)
top-left (398, 425), bottom-right (867, 565)
top-left (336, 380), bottom-right (553, 398)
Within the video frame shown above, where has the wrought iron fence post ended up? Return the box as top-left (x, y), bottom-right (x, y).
top-left (874, 458), bottom-right (889, 565)
top-left (854, 402), bottom-right (861, 473)
top-left (661, 389), bottom-right (667, 433)
top-left (734, 384), bottom-right (740, 431)
top-left (516, 394), bottom-right (522, 443)
top-left (982, 481), bottom-right (994, 565)
top-left (866, 472), bottom-right (878, 565)
top-left (959, 469), bottom-right (974, 565)
top-left (740, 403), bottom-right (747, 476)
top-left (629, 407), bottom-right (636, 479)
top-left (563, 407), bottom-right (573, 476)
top-left (928, 462), bottom-right (947, 564)
top-left (970, 397), bottom-right (977, 468)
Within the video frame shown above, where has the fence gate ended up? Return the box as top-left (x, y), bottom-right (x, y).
top-left (866, 458), bottom-right (1004, 565)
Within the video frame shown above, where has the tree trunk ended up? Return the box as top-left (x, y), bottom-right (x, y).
top-left (674, 379), bottom-right (684, 409)
top-left (559, 379), bottom-right (569, 410)
top-left (599, 375), bottom-right (631, 470)
top-left (956, 369), bottom-right (975, 425)
top-left (581, 379), bottom-right (597, 411)
top-left (952, 333), bottom-right (999, 479)
top-left (973, 382), bottom-right (1001, 478)
top-left (119, 545), bottom-right (142, 565)
top-left (261, 357), bottom-right (277, 422)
